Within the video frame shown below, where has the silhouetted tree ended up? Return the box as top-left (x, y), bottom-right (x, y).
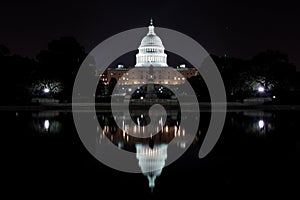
top-left (0, 45), bottom-right (10, 56)
top-left (36, 37), bottom-right (87, 101)
top-left (0, 46), bottom-right (38, 104)
top-left (250, 50), bottom-right (296, 93)
top-left (212, 50), bottom-right (297, 101)
top-left (29, 79), bottom-right (63, 98)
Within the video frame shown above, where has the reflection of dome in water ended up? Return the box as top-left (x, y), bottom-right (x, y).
top-left (136, 144), bottom-right (168, 191)
top-left (135, 19), bottom-right (168, 67)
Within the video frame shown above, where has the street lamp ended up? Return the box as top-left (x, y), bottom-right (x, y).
top-left (258, 86), bottom-right (265, 93)
top-left (43, 88), bottom-right (50, 93)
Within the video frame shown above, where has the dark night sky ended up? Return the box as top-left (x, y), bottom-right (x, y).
top-left (1, 0), bottom-right (300, 69)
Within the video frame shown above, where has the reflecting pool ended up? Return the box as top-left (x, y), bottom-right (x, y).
top-left (8, 109), bottom-right (300, 198)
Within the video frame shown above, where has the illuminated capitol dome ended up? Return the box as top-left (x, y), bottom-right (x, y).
top-left (135, 19), bottom-right (168, 67)
top-left (99, 19), bottom-right (199, 87)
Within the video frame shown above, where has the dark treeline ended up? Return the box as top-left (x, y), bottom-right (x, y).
top-left (0, 37), bottom-right (299, 105)
top-left (211, 52), bottom-right (299, 103)
top-left (0, 37), bottom-right (88, 105)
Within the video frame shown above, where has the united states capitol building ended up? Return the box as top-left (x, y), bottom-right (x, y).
top-left (97, 20), bottom-right (199, 89)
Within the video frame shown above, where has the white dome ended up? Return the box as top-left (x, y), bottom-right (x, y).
top-left (140, 33), bottom-right (164, 48)
top-left (136, 144), bottom-right (168, 190)
top-left (135, 20), bottom-right (168, 67)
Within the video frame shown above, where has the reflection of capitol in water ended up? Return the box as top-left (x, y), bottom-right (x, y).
top-left (96, 111), bottom-right (197, 191)
top-left (136, 144), bottom-right (168, 191)
top-left (97, 113), bottom-right (191, 150)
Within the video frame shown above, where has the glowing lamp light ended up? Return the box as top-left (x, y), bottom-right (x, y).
top-left (272, 95), bottom-right (276, 99)
top-left (43, 88), bottom-right (50, 93)
top-left (258, 120), bottom-right (264, 129)
top-left (44, 120), bottom-right (50, 130)
top-left (258, 86), bottom-right (265, 93)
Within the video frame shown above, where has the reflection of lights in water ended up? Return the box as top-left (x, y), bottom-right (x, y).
top-left (44, 120), bottom-right (50, 130)
top-left (258, 120), bottom-right (265, 129)
top-left (134, 125), bottom-right (137, 133)
top-left (118, 142), bottom-right (123, 149)
top-left (32, 119), bottom-right (62, 134)
top-left (180, 142), bottom-right (186, 149)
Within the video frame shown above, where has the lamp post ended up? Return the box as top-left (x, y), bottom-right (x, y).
top-left (258, 86), bottom-right (265, 93)
top-left (43, 87), bottom-right (50, 93)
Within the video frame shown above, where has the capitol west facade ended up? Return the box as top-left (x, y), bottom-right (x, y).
top-left (97, 20), bottom-right (199, 89)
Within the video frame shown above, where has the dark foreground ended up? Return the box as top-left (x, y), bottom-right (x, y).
top-left (3, 107), bottom-right (300, 198)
